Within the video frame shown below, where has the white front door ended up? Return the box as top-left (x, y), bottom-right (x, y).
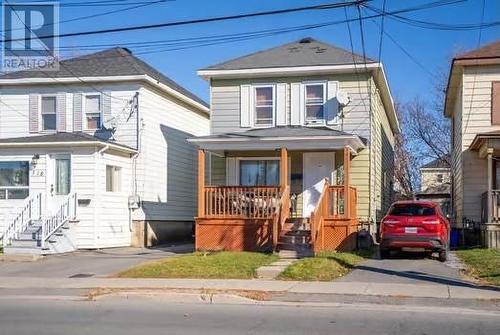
top-left (46, 154), bottom-right (72, 214)
top-left (302, 152), bottom-right (335, 217)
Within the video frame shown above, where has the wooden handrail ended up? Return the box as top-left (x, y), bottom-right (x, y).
top-left (310, 179), bottom-right (330, 253)
top-left (272, 185), bottom-right (290, 249)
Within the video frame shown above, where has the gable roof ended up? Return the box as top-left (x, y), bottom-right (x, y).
top-left (0, 132), bottom-right (137, 153)
top-left (201, 37), bottom-right (375, 71)
top-left (0, 47), bottom-right (208, 109)
top-left (455, 40), bottom-right (500, 60)
top-left (421, 155), bottom-right (450, 169)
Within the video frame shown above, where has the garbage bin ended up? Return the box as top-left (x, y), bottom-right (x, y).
top-left (357, 229), bottom-right (373, 250)
top-left (450, 229), bottom-right (459, 249)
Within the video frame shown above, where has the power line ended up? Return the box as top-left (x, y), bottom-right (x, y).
top-left (377, 0), bottom-right (387, 63)
top-left (2, 0), bottom-right (371, 43)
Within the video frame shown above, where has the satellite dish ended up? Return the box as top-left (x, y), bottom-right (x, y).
top-left (337, 89), bottom-right (351, 106)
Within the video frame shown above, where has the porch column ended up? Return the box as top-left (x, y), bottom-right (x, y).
top-left (280, 148), bottom-right (288, 191)
top-left (344, 146), bottom-right (351, 218)
top-left (197, 149), bottom-right (205, 218)
top-left (487, 149), bottom-right (493, 223)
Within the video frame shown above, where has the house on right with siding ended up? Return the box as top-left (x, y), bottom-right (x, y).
top-left (445, 40), bottom-right (500, 248)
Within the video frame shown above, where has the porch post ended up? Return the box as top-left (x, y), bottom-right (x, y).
top-left (344, 146), bottom-right (350, 218)
top-left (197, 149), bottom-right (206, 218)
top-left (487, 149), bottom-right (493, 223)
top-left (280, 147), bottom-right (288, 191)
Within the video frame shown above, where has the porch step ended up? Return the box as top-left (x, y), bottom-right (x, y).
top-left (279, 234), bottom-right (311, 245)
top-left (3, 245), bottom-right (44, 255)
top-left (283, 218), bottom-right (310, 232)
top-left (9, 238), bottom-right (41, 248)
top-left (278, 249), bottom-right (313, 259)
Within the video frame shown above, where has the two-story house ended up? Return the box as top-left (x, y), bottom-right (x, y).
top-left (416, 156), bottom-right (451, 217)
top-left (0, 47), bottom-right (209, 254)
top-left (445, 40), bottom-right (500, 248)
top-left (189, 38), bottom-right (398, 254)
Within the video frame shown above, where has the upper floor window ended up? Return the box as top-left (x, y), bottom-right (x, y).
top-left (0, 161), bottom-right (29, 200)
top-left (254, 86), bottom-right (274, 126)
top-left (304, 83), bottom-right (326, 124)
top-left (41, 96), bottom-right (57, 131)
top-left (85, 94), bottom-right (102, 130)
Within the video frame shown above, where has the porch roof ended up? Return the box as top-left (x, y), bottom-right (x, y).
top-left (188, 126), bottom-right (366, 153)
top-left (0, 132), bottom-right (138, 154)
top-left (469, 131), bottom-right (500, 151)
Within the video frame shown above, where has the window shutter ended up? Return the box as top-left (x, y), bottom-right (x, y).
top-left (492, 81), bottom-right (500, 125)
top-left (102, 92), bottom-right (112, 127)
top-left (28, 94), bottom-right (39, 133)
top-left (290, 82), bottom-right (302, 125)
top-left (240, 85), bottom-right (252, 127)
top-left (276, 83), bottom-right (287, 126)
top-left (56, 93), bottom-right (67, 132)
top-left (326, 81), bottom-right (339, 125)
top-left (226, 157), bottom-right (238, 185)
top-left (73, 93), bottom-right (83, 132)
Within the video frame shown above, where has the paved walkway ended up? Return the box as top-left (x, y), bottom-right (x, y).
top-left (0, 244), bottom-right (193, 278)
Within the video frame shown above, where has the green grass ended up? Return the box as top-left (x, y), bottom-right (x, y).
top-left (117, 251), bottom-right (279, 279)
top-left (455, 248), bottom-right (500, 286)
top-left (278, 250), bottom-right (371, 281)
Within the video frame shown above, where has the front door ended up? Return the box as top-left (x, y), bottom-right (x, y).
top-left (46, 154), bottom-right (71, 214)
top-left (302, 152), bottom-right (335, 217)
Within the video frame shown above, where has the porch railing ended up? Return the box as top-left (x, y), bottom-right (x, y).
top-left (311, 180), bottom-right (330, 252)
top-left (41, 193), bottom-right (77, 249)
top-left (481, 190), bottom-right (500, 223)
top-left (272, 186), bottom-right (290, 248)
top-left (1, 193), bottom-right (42, 247)
top-left (203, 186), bottom-right (281, 218)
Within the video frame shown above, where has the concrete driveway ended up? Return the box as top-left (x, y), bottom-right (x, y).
top-left (0, 244), bottom-right (193, 278)
top-left (338, 251), bottom-right (472, 286)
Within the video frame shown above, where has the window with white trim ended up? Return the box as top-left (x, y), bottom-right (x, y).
top-left (0, 161), bottom-right (29, 199)
top-left (41, 96), bottom-right (57, 131)
top-left (254, 86), bottom-right (274, 126)
top-left (304, 83), bottom-right (326, 123)
top-left (85, 94), bottom-right (102, 130)
top-left (106, 165), bottom-right (122, 192)
top-left (239, 159), bottom-right (279, 186)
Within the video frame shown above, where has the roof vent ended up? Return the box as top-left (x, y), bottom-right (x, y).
top-left (299, 37), bottom-right (313, 44)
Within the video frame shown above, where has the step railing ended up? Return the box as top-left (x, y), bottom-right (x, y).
top-left (310, 179), bottom-right (330, 253)
top-left (1, 193), bottom-right (42, 247)
top-left (272, 185), bottom-right (290, 249)
top-left (41, 193), bottom-right (77, 249)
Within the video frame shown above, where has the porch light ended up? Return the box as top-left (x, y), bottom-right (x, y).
top-left (31, 154), bottom-right (40, 167)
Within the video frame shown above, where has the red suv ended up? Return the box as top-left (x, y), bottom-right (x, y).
top-left (380, 201), bottom-right (450, 262)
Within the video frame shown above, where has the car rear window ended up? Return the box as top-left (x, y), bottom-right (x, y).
top-left (389, 204), bottom-right (436, 216)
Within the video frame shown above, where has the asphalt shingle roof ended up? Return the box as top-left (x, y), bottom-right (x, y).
top-left (0, 47), bottom-right (208, 108)
top-left (202, 37), bottom-right (375, 71)
top-left (421, 155), bottom-right (450, 169)
top-left (455, 40), bottom-right (500, 60)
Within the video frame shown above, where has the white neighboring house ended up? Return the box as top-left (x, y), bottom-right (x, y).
top-left (416, 156), bottom-right (451, 217)
top-left (0, 48), bottom-right (209, 254)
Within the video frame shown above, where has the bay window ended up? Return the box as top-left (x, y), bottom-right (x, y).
top-left (0, 161), bottom-right (29, 199)
top-left (239, 159), bottom-right (279, 186)
top-left (304, 83), bottom-right (326, 123)
top-left (254, 86), bottom-right (274, 126)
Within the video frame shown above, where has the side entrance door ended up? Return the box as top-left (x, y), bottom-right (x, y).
top-left (46, 154), bottom-right (72, 214)
top-left (302, 152), bottom-right (335, 218)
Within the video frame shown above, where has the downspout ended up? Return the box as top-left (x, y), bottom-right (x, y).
top-left (130, 92), bottom-right (141, 232)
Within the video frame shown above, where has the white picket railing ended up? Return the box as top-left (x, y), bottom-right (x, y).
top-left (1, 193), bottom-right (42, 247)
top-left (41, 193), bottom-right (78, 249)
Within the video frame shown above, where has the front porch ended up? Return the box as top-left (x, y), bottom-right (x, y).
top-left (193, 139), bottom-right (361, 254)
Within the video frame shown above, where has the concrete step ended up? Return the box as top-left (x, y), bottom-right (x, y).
top-left (3, 245), bottom-right (43, 255)
top-left (278, 249), bottom-right (314, 259)
top-left (18, 231), bottom-right (41, 240)
top-left (10, 239), bottom-right (41, 248)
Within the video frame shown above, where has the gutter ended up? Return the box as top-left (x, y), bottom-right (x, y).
top-left (0, 141), bottom-right (137, 154)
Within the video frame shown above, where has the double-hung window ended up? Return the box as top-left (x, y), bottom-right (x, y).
top-left (41, 96), bottom-right (57, 131)
top-left (0, 161), bottom-right (29, 199)
top-left (254, 86), bottom-right (274, 126)
top-left (239, 159), bottom-right (279, 186)
top-left (304, 83), bottom-right (326, 124)
top-left (85, 94), bottom-right (102, 130)
top-left (106, 165), bottom-right (122, 192)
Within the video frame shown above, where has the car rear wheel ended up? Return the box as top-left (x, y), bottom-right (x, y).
top-left (438, 249), bottom-right (447, 262)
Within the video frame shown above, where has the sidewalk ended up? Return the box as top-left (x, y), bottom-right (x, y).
top-left (1, 276), bottom-right (499, 301)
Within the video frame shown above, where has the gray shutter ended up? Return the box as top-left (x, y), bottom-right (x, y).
top-left (240, 85), bottom-right (252, 127)
top-left (102, 92), bottom-right (111, 128)
top-left (29, 94), bottom-right (39, 133)
top-left (56, 93), bottom-right (66, 132)
top-left (326, 81), bottom-right (339, 125)
top-left (275, 83), bottom-right (287, 126)
top-left (73, 93), bottom-right (83, 132)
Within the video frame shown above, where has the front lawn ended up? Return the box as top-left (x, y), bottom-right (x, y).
top-left (117, 251), bottom-right (278, 279)
top-left (278, 251), bottom-right (370, 281)
top-left (455, 248), bottom-right (500, 286)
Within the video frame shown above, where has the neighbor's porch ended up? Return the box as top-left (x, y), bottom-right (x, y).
top-left (194, 146), bottom-right (359, 254)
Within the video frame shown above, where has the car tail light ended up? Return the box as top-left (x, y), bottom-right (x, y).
top-left (382, 219), bottom-right (400, 225)
top-left (422, 219), bottom-right (440, 224)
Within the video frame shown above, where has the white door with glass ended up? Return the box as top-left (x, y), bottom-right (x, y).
top-left (46, 154), bottom-right (71, 214)
top-left (302, 152), bottom-right (334, 217)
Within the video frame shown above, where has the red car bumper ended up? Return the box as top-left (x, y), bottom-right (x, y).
top-left (380, 234), bottom-right (446, 251)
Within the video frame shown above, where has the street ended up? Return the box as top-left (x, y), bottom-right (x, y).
top-left (0, 295), bottom-right (498, 335)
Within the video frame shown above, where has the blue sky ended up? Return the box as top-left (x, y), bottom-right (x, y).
top-left (55, 0), bottom-right (500, 103)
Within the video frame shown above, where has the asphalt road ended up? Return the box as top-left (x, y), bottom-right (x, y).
top-left (0, 295), bottom-right (498, 335)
